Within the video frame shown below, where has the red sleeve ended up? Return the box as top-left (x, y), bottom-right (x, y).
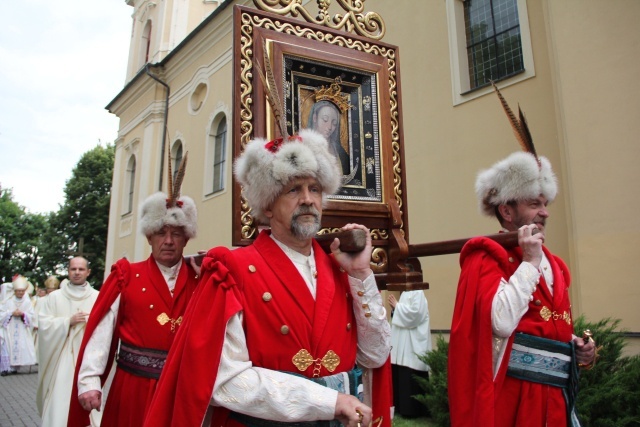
top-left (68, 258), bottom-right (130, 427)
top-left (448, 237), bottom-right (516, 427)
top-left (143, 247), bottom-right (243, 427)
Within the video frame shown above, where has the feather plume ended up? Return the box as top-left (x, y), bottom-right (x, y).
top-left (254, 39), bottom-right (289, 139)
top-left (167, 142), bottom-right (174, 205)
top-left (172, 152), bottom-right (188, 203)
top-left (491, 82), bottom-right (537, 159)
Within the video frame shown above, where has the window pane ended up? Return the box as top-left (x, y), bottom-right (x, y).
top-left (493, 0), bottom-right (519, 34)
top-left (497, 28), bottom-right (523, 76)
top-left (465, 0), bottom-right (494, 45)
top-left (465, 0), bottom-right (523, 90)
top-left (127, 158), bottom-right (136, 213)
top-left (213, 120), bottom-right (227, 193)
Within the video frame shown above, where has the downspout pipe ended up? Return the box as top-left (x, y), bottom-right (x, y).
top-left (145, 64), bottom-right (170, 192)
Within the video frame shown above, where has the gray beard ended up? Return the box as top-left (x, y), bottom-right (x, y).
top-left (290, 207), bottom-right (321, 240)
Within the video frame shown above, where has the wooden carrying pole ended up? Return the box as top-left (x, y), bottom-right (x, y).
top-left (185, 230), bottom-right (520, 290)
top-left (407, 231), bottom-right (519, 258)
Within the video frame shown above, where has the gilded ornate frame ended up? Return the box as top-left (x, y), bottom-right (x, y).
top-left (232, 5), bottom-right (409, 277)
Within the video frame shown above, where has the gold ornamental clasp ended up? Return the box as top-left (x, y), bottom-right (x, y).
top-left (292, 349), bottom-right (341, 377)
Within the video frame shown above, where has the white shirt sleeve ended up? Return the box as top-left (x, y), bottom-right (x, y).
top-left (77, 296), bottom-right (120, 395)
top-left (491, 261), bottom-right (540, 338)
top-left (490, 261), bottom-right (540, 378)
top-left (349, 273), bottom-right (391, 368)
top-left (211, 312), bottom-right (338, 422)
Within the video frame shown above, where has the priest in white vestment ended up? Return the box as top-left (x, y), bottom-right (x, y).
top-left (0, 275), bottom-right (37, 375)
top-left (388, 290), bottom-right (432, 418)
top-left (37, 257), bottom-right (101, 427)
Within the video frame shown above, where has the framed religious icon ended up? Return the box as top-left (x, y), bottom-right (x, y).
top-left (232, 3), bottom-right (415, 285)
top-left (289, 66), bottom-right (381, 202)
top-left (282, 50), bottom-right (383, 202)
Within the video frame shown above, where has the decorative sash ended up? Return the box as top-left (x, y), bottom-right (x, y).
top-left (229, 367), bottom-right (363, 427)
top-left (116, 341), bottom-right (168, 380)
top-left (507, 333), bottom-right (581, 427)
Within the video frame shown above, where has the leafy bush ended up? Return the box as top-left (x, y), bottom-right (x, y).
top-left (412, 318), bottom-right (640, 427)
top-left (573, 316), bottom-right (640, 427)
top-left (414, 335), bottom-right (450, 427)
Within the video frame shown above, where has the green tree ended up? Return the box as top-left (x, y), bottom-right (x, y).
top-left (38, 210), bottom-right (74, 282)
top-left (574, 317), bottom-right (640, 426)
top-left (0, 185), bottom-right (49, 284)
top-left (52, 144), bottom-right (115, 286)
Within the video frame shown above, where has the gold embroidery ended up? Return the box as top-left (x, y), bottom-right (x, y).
top-left (539, 307), bottom-right (571, 325)
top-left (157, 313), bottom-right (183, 332)
top-left (292, 349), bottom-right (341, 377)
top-left (172, 316), bottom-right (183, 332)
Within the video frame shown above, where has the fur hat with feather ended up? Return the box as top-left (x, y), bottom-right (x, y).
top-left (139, 151), bottom-right (197, 238)
top-left (234, 128), bottom-right (342, 225)
top-left (475, 83), bottom-right (558, 216)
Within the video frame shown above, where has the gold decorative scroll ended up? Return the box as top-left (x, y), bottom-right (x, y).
top-left (369, 229), bottom-right (388, 240)
top-left (371, 247), bottom-right (387, 273)
top-left (317, 227), bottom-right (344, 235)
top-left (318, 228), bottom-right (388, 240)
top-left (253, 0), bottom-right (386, 40)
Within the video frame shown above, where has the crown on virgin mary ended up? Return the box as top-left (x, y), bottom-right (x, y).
top-left (313, 77), bottom-right (353, 113)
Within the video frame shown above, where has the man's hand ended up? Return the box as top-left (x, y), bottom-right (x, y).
top-left (188, 250), bottom-right (207, 276)
top-left (518, 224), bottom-right (544, 268)
top-left (573, 334), bottom-right (597, 366)
top-left (78, 390), bottom-right (102, 412)
top-left (70, 312), bottom-right (89, 327)
top-left (335, 393), bottom-right (372, 427)
top-left (330, 223), bottom-right (373, 281)
top-left (387, 294), bottom-right (397, 309)
top-left (12, 309), bottom-right (23, 317)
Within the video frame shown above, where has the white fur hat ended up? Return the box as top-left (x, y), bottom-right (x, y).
top-left (234, 129), bottom-right (342, 224)
top-left (139, 192), bottom-right (198, 238)
top-left (475, 151), bottom-right (558, 216)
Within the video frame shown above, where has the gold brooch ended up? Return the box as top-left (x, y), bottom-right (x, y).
top-left (292, 349), bottom-right (341, 377)
top-left (157, 312), bottom-right (170, 325)
top-left (539, 307), bottom-right (572, 325)
top-left (540, 306), bottom-right (552, 321)
top-left (156, 313), bottom-right (183, 332)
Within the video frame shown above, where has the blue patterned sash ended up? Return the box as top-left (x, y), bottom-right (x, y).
top-left (507, 333), bottom-right (581, 427)
top-left (508, 333), bottom-right (572, 387)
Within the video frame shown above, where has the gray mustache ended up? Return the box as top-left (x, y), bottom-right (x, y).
top-left (293, 206), bottom-right (320, 220)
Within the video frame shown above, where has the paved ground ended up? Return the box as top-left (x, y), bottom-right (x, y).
top-left (0, 367), bottom-right (41, 427)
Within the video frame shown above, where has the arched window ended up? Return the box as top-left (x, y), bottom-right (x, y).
top-left (212, 119), bottom-right (227, 194)
top-left (125, 155), bottom-right (136, 214)
top-left (139, 20), bottom-right (152, 69)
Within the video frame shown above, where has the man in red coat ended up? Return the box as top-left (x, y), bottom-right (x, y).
top-left (144, 129), bottom-right (392, 427)
top-left (448, 91), bottom-right (597, 427)
top-left (68, 179), bottom-right (200, 427)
